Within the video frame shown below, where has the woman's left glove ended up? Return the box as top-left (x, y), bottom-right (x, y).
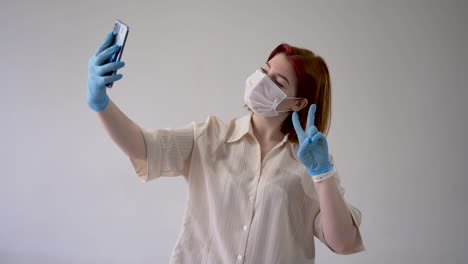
top-left (292, 104), bottom-right (333, 175)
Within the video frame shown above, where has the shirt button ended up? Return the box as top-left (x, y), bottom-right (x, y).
top-left (243, 225), bottom-right (248, 231)
top-left (237, 255), bottom-right (243, 260)
top-left (249, 196), bottom-right (254, 201)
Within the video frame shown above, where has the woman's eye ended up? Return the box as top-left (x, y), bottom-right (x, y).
top-left (260, 68), bottom-right (283, 88)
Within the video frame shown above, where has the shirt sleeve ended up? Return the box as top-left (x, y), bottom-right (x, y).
top-left (313, 154), bottom-right (366, 255)
top-left (128, 121), bottom-right (195, 183)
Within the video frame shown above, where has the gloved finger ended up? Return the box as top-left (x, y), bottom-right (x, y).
top-left (310, 133), bottom-right (330, 162)
top-left (292, 111), bottom-right (306, 144)
top-left (94, 45), bottom-right (121, 66)
top-left (305, 104), bottom-right (316, 134)
top-left (306, 125), bottom-right (318, 139)
top-left (311, 132), bottom-right (329, 152)
top-left (94, 32), bottom-right (115, 57)
top-left (96, 61), bottom-right (125, 76)
top-left (102, 73), bottom-right (123, 85)
top-left (297, 138), bottom-right (314, 160)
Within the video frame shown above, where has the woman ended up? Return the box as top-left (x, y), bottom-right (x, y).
top-left (87, 32), bottom-right (366, 263)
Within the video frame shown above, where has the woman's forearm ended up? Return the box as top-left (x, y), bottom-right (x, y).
top-left (314, 176), bottom-right (357, 253)
top-left (96, 99), bottom-right (147, 160)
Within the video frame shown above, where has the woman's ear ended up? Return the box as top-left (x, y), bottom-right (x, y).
top-left (296, 98), bottom-right (308, 110)
top-left (291, 98), bottom-right (308, 112)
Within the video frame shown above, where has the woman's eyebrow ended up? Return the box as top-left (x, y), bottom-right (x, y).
top-left (266, 62), bottom-right (290, 85)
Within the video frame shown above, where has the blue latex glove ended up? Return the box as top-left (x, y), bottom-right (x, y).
top-left (87, 32), bottom-right (126, 112)
top-left (292, 104), bottom-right (334, 175)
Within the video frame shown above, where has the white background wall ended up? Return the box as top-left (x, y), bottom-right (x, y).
top-left (1, 0), bottom-right (467, 263)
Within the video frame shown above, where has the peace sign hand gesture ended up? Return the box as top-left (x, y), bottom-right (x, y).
top-left (292, 104), bottom-right (333, 175)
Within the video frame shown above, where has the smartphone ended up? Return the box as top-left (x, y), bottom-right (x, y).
top-left (105, 19), bottom-right (130, 88)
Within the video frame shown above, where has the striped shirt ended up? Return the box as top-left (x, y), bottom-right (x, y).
top-left (129, 111), bottom-right (366, 263)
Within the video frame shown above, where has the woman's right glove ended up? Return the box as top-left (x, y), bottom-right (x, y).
top-left (87, 32), bottom-right (126, 112)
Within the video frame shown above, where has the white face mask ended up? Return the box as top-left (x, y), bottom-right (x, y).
top-left (244, 69), bottom-right (303, 117)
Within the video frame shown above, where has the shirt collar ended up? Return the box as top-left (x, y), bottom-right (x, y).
top-left (225, 112), bottom-right (253, 143)
top-left (225, 112), bottom-right (296, 156)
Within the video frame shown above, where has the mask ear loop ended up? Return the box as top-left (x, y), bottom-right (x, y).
top-left (276, 97), bottom-right (305, 113)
